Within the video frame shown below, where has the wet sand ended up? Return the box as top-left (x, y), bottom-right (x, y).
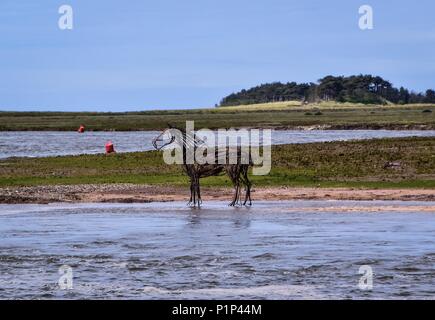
top-left (0, 184), bottom-right (434, 206)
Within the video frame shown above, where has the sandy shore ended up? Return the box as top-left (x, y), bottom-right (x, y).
top-left (0, 184), bottom-right (434, 204)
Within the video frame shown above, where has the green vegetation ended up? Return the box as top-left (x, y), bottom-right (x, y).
top-left (1, 137), bottom-right (433, 189)
top-left (220, 74), bottom-right (435, 106)
top-left (1, 102), bottom-right (434, 131)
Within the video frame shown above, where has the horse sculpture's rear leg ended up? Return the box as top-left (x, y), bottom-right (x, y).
top-left (227, 165), bottom-right (241, 206)
top-left (188, 181), bottom-right (193, 206)
top-left (227, 173), bottom-right (237, 207)
top-left (231, 177), bottom-right (243, 206)
top-left (241, 166), bottom-right (252, 206)
top-left (229, 183), bottom-right (239, 206)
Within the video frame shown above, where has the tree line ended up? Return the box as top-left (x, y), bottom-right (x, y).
top-left (219, 75), bottom-right (435, 106)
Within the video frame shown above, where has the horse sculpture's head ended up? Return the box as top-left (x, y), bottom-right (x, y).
top-left (152, 123), bottom-right (206, 151)
top-left (152, 126), bottom-right (177, 150)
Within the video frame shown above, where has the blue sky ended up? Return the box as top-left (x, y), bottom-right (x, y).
top-left (0, 0), bottom-right (434, 111)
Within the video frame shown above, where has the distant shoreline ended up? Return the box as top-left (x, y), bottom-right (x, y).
top-left (0, 124), bottom-right (434, 132)
top-left (1, 102), bottom-right (434, 131)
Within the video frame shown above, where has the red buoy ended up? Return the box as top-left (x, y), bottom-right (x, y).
top-left (105, 141), bottom-right (115, 154)
top-left (77, 125), bottom-right (85, 133)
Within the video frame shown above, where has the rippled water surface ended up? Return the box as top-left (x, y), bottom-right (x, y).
top-left (0, 201), bottom-right (434, 299)
top-left (1, 130), bottom-right (435, 158)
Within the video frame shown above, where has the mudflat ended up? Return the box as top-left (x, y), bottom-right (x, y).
top-left (1, 184), bottom-right (434, 206)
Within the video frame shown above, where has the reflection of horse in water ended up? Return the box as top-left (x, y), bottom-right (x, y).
top-left (152, 125), bottom-right (253, 207)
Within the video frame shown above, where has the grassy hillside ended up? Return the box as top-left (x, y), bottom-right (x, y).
top-left (1, 137), bottom-right (434, 189)
top-left (0, 102), bottom-right (434, 131)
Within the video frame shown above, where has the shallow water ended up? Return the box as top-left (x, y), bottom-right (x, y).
top-left (0, 201), bottom-right (434, 299)
top-left (1, 130), bottom-right (434, 159)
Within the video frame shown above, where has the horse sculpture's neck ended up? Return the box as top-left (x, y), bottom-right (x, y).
top-left (174, 127), bottom-right (203, 161)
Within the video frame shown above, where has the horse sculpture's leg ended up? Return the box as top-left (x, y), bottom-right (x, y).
top-left (237, 183), bottom-right (242, 206)
top-left (226, 165), bottom-right (238, 206)
top-left (241, 166), bottom-right (252, 206)
top-left (188, 179), bottom-right (194, 207)
top-left (192, 179), bottom-right (197, 207)
top-left (232, 177), bottom-right (242, 207)
top-left (229, 183), bottom-right (239, 206)
top-left (196, 177), bottom-right (202, 207)
top-left (227, 162), bottom-right (247, 207)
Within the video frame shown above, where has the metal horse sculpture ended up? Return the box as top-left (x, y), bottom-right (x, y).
top-left (152, 125), bottom-right (253, 207)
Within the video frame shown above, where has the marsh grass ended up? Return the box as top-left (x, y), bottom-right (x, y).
top-left (1, 137), bottom-right (434, 189)
top-left (1, 102), bottom-right (434, 131)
